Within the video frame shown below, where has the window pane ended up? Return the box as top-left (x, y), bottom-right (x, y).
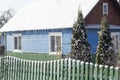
top-left (56, 36), bottom-right (61, 52)
top-left (104, 5), bottom-right (107, 13)
top-left (18, 37), bottom-right (21, 50)
top-left (103, 3), bottom-right (108, 15)
top-left (14, 37), bottom-right (17, 49)
top-left (50, 36), bottom-right (55, 52)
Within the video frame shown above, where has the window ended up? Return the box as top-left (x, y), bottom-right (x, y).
top-left (103, 3), bottom-right (108, 15)
top-left (111, 33), bottom-right (119, 52)
top-left (49, 32), bottom-right (62, 55)
top-left (50, 36), bottom-right (55, 52)
top-left (13, 34), bottom-right (22, 52)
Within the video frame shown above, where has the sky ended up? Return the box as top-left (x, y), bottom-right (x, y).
top-left (0, 0), bottom-right (33, 12)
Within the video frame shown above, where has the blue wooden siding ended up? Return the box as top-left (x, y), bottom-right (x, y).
top-left (6, 28), bottom-right (72, 54)
top-left (22, 32), bottom-right (49, 53)
top-left (5, 28), bottom-right (120, 54)
top-left (87, 29), bottom-right (99, 53)
top-left (87, 29), bottom-right (120, 53)
top-left (62, 28), bottom-right (72, 54)
top-left (7, 33), bottom-right (13, 51)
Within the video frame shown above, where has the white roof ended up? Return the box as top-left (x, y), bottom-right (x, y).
top-left (0, 0), bottom-right (99, 32)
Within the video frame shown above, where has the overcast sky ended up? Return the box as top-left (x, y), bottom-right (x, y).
top-left (0, 0), bottom-right (33, 12)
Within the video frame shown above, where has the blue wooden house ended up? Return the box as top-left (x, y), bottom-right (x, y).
top-left (0, 0), bottom-right (120, 54)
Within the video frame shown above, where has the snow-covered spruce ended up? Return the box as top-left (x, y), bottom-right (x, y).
top-left (96, 16), bottom-right (116, 66)
top-left (71, 10), bottom-right (91, 62)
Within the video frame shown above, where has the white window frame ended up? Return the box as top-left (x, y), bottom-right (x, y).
top-left (111, 32), bottom-right (119, 53)
top-left (103, 3), bottom-right (108, 15)
top-left (13, 34), bottom-right (22, 52)
top-left (49, 32), bottom-right (62, 55)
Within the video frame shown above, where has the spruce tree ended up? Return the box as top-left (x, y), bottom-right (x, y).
top-left (96, 16), bottom-right (115, 66)
top-left (71, 10), bottom-right (91, 62)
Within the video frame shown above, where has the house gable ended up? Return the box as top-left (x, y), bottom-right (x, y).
top-left (85, 0), bottom-right (120, 25)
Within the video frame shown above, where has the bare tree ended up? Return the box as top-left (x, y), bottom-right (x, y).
top-left (0, 9), bottom-right (14, 28)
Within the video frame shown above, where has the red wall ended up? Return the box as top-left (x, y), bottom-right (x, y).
top-left (85, 0), bottom-right (120, 25)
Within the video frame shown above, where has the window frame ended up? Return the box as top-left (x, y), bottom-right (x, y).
top-left (13, 34), bottom-right (22, 52)
top-left (103, 3), bottom-right (108, 15)
top-left (49, 32), bottom-right (62, 55)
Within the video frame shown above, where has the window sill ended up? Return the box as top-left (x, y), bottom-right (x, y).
top-left (13, 50), bottom-right (22, 53)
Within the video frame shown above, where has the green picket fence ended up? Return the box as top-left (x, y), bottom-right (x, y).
top-left (1, 56), bottom-right (120, 80)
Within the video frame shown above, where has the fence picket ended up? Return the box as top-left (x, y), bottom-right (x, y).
top-left (43, 61), bottom-right (46, 80)
top-left (13, 57), bottom-right (15, 80)
top-left (109, 66), bottom-right (114, 80)
top-left (85, 62), bottom-right (89, 80)
top-left (68, 58), bottom-right (72, 80)
top-left (114, 67), bottom-right (119, 80)
top-left (17, 58), bottom-right (19, 80)
top-left (64, 59), bottom-right (68, 80)
top-left (104, 65), bottom-right (109, 80)
top-left (30, 61), bottom-right (33, 80)
top-left (76, 60), bottom-right (80, 80)
top-left (60, 59), bottom-right (64, 80)
top-left (57, 60), bottom-right (60, 80)
top-left (21, 59), bottom-right (23, 80)
top-left (11, 58), bottom-right (14, 79)
top-left (46, 61), bottom-right (50, 80)
top-left (37, 62), bottom-right (40, 80)
top-left (81, 61), bottom-right (85, 80)
top-left (34, 61), bottom-right (37, 80)
top-left (5, 57), bottom-right (8, 80)
top-left (72, 60), bottom-right (76, 80)
top-left (25, 60), bottom-right (27, 80)
top-left (23, 60), bottom-right (25, 80)
top-left (99, 65), bottom-right (103, 80)
top-left (50, 61), bottom-right (53, 80)
top-left (15, 58), bottom-right (17, 80)
top-left (8, 57), bottom-right (10, 80)
top-left (28, 61), bottom-right (31, 80)
top-left (94, 64), bottom-right (98, 80)
top-left (53, 60), bottom-right (57, 80)
top-left (40, 61), bottom-right (43, 80)
top-left (89, 63), bottom-right (93, 80)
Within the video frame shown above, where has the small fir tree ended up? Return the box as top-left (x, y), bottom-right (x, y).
top-left (71, 10), bottom-right (91, 62)
top-left (96, 16), bottom-right (115, 66)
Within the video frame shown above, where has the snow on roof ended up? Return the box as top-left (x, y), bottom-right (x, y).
top-left (0, 0), bottom-right (98, 32)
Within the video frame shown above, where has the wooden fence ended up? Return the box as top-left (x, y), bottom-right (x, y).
top-left (0, 56), bottom-right (120, 80)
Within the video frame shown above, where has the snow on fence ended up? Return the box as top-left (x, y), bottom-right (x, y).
top-left (0, 56), bottom-right (120, 80)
